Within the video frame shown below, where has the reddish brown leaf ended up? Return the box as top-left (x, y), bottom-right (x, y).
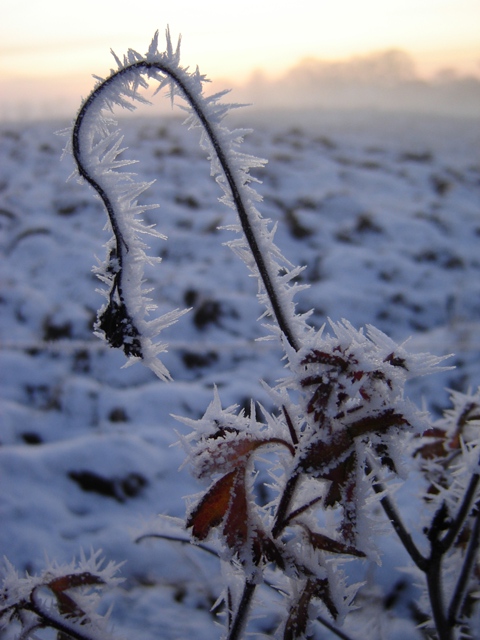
top-left (222, 471), bottom-right (248, 553)
top-left (312, 577), bottom-right (339, 619)
top-left (284, 577), bottom-right (338, 640)
top-left (186, 470), bottom-right (238, 540)
top-left (47, 573), bottom-right (105, 593)
top-left (416, 439), bottom-right (448, 460)
top-left (299, 410), bottom-right (407, 478)
top-left (47, 572), bottom-right (106, 622)
top-left (198, 436), bottom-right (294, 477)
top-left (299, 431), bottom-right (353, 483)
top-left (322, 451), bottom-right (356, 507)
top-left (300, 350), bottom-right (349, 371)
top-left (416, 403), bottom-right (480, 462)
top-left (448, 433), bottom-right (461, 450)
top-left (252, 529), bottom-right (286, 569)
top-left (306, 528), bottom-right (365, 558)
top-left (422, 427), bottom-right (447, 439)
top-left (347, 409), bottom-right (408, 440)
top-left (52, 591), bottom-right (84, 620)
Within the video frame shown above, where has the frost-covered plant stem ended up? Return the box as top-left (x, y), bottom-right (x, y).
top-left (369, 456), bottom-right (480, 640)
top-left (228, 580), bottom-right (256, 640)
top-left (72, 36), bottom-right (300, 358)
top-left (442, 466), bottom-right (480, 551)
top-left (367, 461), bottom-right (427, 569)
top-left (19, 589), bottom-right (102, 640)
top-left (448, 502), bottom-right (480, 625)
top-left (63, 29), bottom-right (480, 640)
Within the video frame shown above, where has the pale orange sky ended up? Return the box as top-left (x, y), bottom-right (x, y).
top-left (2, 0), bottom-right (480, 79)
top-left (0, 0), bottom-right (479, 120)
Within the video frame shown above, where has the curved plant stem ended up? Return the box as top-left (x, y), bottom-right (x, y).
top-left (227, 579), bottom-right (256, 640)
top-left (26, 587), bottom-right (97, 640)
top-left (135, 532), bottom-right (220, 558)
top-left (365, 460), bottom-right (427, 570)
top-left (72, 60), bottom-right (300, 352)
top-left (314, 613), bottom-right (357, 640)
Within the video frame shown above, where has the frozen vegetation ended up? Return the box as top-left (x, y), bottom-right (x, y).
top-left (1, 32), bottom-right (480, 640)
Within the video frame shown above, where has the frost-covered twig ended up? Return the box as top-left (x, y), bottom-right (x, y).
top-left (135, 531), bottom-right (220, 558)
top-left (448, 500), bottom-right (480, 625)
top-left (178, 320), bottom-right (455, 637)
top-left (71, 28), bottom-right (304, 381)
top-left (441, 461), bottom-right (480, 553)
top-left (367, 461), bottom-right (428, 570)
top-left (0, 552), bottom-right (122, 640)
top-left (227, 579), bottom-right (256, 640)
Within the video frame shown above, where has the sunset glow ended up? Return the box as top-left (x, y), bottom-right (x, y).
top-left (3, 0), bottom-right (480, 78)
top-left (1, 0), bottom-right (479, 120)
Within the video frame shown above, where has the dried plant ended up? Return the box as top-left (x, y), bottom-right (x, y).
top-left (2, 28), bottom-right (479, 640)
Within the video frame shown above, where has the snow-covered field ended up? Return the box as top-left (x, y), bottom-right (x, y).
top-left (1, 105), bottom-right (479, 638)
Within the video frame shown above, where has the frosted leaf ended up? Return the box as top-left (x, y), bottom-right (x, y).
top-left (282, 318), bottom-right (451, 437)
top-left (0, 551), bottom-right (124, 640)
top-left (176, 387), bottom-right (293, 482)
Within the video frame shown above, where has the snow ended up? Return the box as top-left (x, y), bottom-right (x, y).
top-left (1, 101), bottom-right (479, 639)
